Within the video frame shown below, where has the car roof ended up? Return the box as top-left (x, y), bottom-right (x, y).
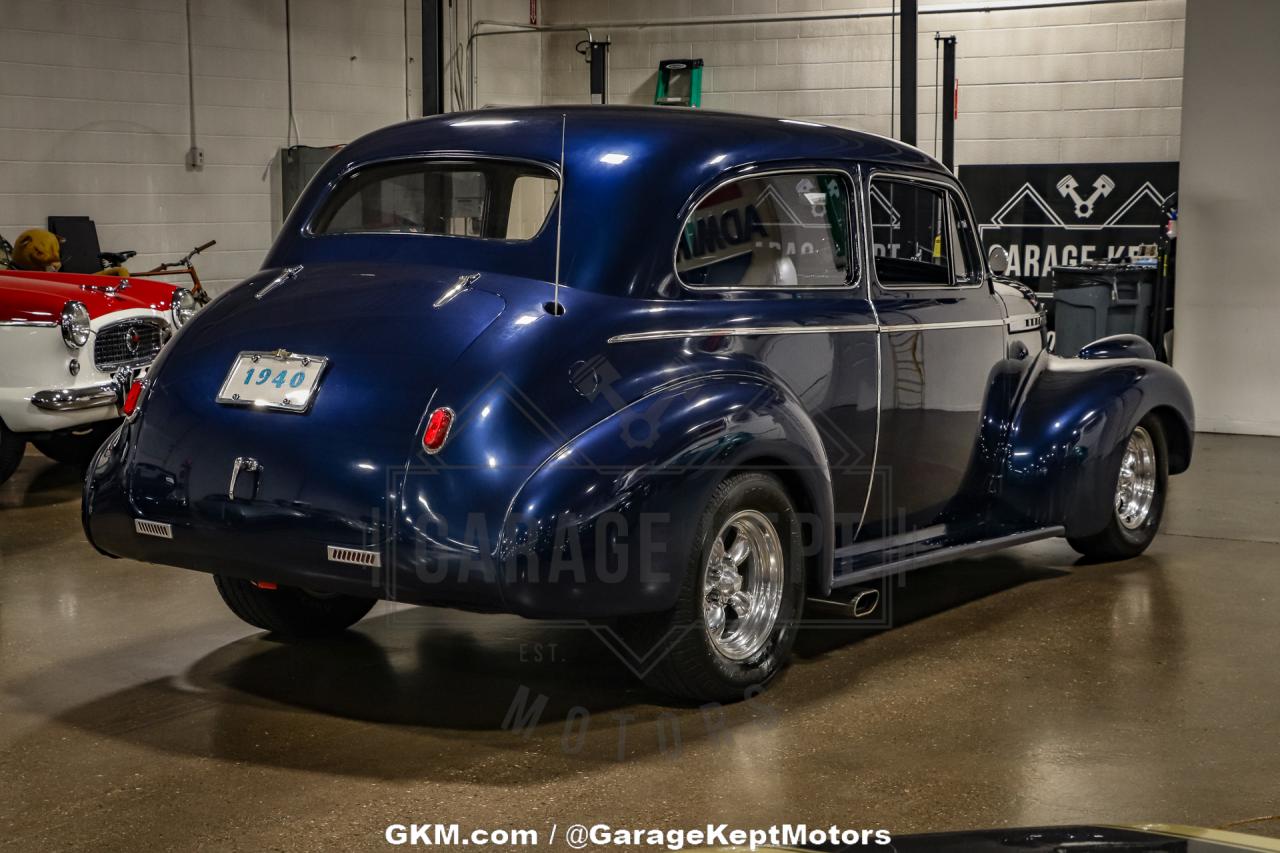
top-left (346, 104), bottom-right (948, 177)
top-left (271, 105), bottom-right (952, 297)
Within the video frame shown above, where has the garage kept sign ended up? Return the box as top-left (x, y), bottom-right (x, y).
top-left (959, 162), bottom-right (1178, 291)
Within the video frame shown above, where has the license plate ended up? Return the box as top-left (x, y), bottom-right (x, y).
top-left (215, 351), bottom-right (329, 413)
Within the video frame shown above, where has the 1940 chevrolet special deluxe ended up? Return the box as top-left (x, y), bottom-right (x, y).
top-left (83, 106), bottom-right (1193, 701)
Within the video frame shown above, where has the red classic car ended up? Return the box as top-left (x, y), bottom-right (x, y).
top-left (0, 269), bottom-right (199, 483)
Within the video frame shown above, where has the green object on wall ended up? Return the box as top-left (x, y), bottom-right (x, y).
top-left (655, 59), bottom-right (704, 108)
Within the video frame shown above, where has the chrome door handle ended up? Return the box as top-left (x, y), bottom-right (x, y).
top-left (229, 456), bottom-right (261, 500)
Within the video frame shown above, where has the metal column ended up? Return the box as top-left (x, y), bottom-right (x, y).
top-left (899, 0), bottom-right (918, 146)
top-left (940, 35), bottom-right (957, 171)
top-left (421, 0), bottom-right (444, 115)
top-left (588, 39), bottom-right (611, 104)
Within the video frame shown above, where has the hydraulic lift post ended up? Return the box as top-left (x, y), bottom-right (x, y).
top-left (938, 34), bottom-right (957, 171)
top-left (588, 39), bottom-right (611, 104)
top-left (900, 0), bottom-right (918, 146)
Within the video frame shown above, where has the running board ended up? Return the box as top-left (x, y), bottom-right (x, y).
top-left (830, 526), bottom-right (1065, 589)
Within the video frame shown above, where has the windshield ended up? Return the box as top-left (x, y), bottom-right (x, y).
top-left (310, 159), bottom-right (558, 242)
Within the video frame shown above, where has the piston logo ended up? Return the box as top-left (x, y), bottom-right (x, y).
top-left (1056, 173), bottom-right (1116, 219)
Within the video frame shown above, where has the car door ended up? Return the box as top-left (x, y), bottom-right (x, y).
top-left (859, 170), bottom-right (1007, 541)
top-left (675, 166), bottom-right (879, 546)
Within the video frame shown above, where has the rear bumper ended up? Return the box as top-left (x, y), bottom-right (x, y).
top-left (83, 436), bottom-right (682, 620)
top-left (82, 422), bottom-right (512, 613)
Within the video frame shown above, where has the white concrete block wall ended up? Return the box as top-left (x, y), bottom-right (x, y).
top-left (3, 0), bottom-right (1179, 294)
top-left (1, 0), bottom-right (423, 294)
top-left (537, 0), bottom-right (1184, 166)
top-left (448, 0), bottom-right (543, 109)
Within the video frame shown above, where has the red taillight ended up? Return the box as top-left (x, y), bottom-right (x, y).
top-left (422, 407), bottom-right (454, 454)
top-left (122, 380), bottom-right (144, 417)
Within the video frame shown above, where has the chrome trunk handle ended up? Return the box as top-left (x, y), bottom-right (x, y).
top-left (229, 457), bottom-right (261, 501)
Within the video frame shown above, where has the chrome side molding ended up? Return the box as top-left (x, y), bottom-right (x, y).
top-left (609, 322), bottom-right (878, 344)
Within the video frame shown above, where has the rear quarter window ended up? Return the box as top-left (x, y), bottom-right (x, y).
top-left (676, 171), bottom-right (855, 289)
top-left (311, 159), bottom-right (558, 242)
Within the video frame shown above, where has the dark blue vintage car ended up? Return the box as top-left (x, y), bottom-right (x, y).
top-left (83, 106), bottom-right (1193, 701)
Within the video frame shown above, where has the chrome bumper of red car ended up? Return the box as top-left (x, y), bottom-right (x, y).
top-left (31, 381), bottom-right (120, 412)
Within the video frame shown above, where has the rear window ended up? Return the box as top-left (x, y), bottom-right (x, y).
top-left (311, 159), bottom-right (558, 241)
top-left (676, 171), bottom-right (854, 289)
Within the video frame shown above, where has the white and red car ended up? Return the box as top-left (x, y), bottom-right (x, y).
top-left (0, 270), bottom-right (198, 483)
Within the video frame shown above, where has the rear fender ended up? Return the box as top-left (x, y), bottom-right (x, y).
top-left (495, 375), bottom-right (833, 618)
top-left (1000, 351), bottom-right (1193, 537)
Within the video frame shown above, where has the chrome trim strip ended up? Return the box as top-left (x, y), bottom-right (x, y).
top-left (608, 323), bottom-right (879, 344)
top-left (610, 318), bottom-right (1000, 344)
top-left (880, 319), bottom-right (1006, 332)
top-left (854, 176), bottom-right (881, 544)
top-left (0, 319), bottom-right (58, 327)
top-left (31, 382), bottom-right (119, 412)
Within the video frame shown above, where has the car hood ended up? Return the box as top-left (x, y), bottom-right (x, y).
top-left (0, 270), bottom-right (177, 323)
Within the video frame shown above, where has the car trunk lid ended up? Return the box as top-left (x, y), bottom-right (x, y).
top-left (125, 262), bottom-right (506, 571)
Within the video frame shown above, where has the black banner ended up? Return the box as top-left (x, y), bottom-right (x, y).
top-left (959, 162), bottom-right (1178, 291)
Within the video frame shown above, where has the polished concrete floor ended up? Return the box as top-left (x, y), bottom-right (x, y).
top-left (1, 434), bottom-right (1278, 850)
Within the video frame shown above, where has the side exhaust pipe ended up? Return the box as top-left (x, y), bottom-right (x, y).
top-left (807, 587), bottom-right (880, 618)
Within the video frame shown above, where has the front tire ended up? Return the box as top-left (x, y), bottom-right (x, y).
top-left (0, 422), bottom-right (25, 486)
top-left (1068, 414), bottom-right (1168, 561)
top-left (619, 472), bottom-right (805, 702)
top-left (213, 575), bottom-right (376, 637)
top-left (33, 422), bottom-right (119, 469)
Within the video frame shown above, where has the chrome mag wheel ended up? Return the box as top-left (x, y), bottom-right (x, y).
top-left (1116, 425), bottom-right (1158, 530)
top-left (702, 509), bottom-right (785, 662)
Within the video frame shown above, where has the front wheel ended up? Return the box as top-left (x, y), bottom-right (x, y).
top-left (0, 422), bottom-right (25, 486)
top-left (213, 575), bottom-right (376, 637)
top-left (619, 472), bottom-right (805, 702)
top-left (1068, 414), bottom-right (1168, 561)
top-left (33, 421), bottom-right (119, 469)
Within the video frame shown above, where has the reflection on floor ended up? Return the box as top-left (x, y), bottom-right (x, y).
top-left (1, 435), bottom-right (1278, 849)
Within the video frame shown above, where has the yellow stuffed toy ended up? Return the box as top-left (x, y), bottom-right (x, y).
top-left (11, 228), bottom-right (63, 272)
top-left (10, 227), bottom-right (129, 276)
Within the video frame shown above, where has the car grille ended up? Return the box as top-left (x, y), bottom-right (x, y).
top-left (94, 319), bottom-right (167, 371)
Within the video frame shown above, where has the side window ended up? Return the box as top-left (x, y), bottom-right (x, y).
top-left (869, 178), bottom-right (950, 286)
top-left (676, 172), bottom-right (854, 289)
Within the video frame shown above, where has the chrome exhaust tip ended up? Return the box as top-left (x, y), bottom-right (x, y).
top-left (807, 587), bottom-right (881, 618)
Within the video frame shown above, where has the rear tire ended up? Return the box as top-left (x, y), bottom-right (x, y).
top-left (618, 472), bottom-right (805, 703)
top-left (33, 422), bottom-right (119, 469)
top-left (1068, 414), bottom-right (1168, 561)
top-left (0, 422), bottom-right (25, 486)
top-left (213, 575), bottom-right (376, 637)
